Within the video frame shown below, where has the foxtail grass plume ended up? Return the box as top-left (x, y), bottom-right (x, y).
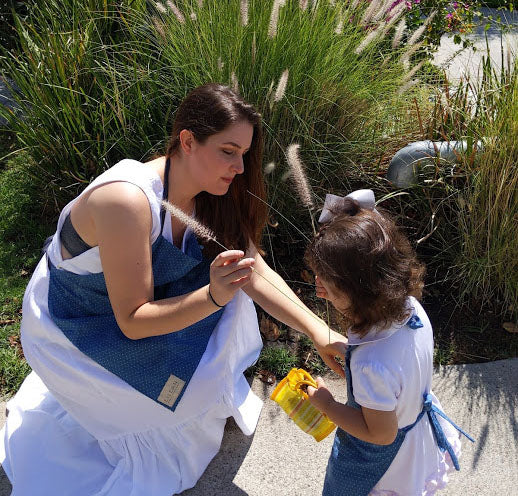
top-left (377, 3), bottom-right (406, 39)
top-left (350, 0), bottom-right (360, 10)
top-left (166, 1), bottom-right (185, 23)
top-left (197, 0), bottom-right (203, 6)
top-left (286, 144), bottom-right (315, 209)
top-left (231, 72), bottom-right (239, 93)
top-left (264, 162), bottom-right (276, 175)
top-left (155, 2), bottom-right (167, 14)
top-left (372, 0), bottom-right (393, 23)
top-left (361, 0), bottom-right (382, 25)
top-left (403, 60), bottom-right (424, 83)
top-left (273, 69), bottom-right (289, 102)
top-left (152, 17), bottom-right (166, 39)
top-left (161, 201), bottom-right (221, 248)
top-left (217, 56), bottom-right (224, 71)
top-left (190, 11), bottom-right (197, 21)
top-left (392, 18), bottom-right (406, 48)
top-left (300, 0), bottom-right (309, 10)
top-left (335, 17), bottom-right (344, 35)
top-left (401, 41), bottom-right (424, 70)
top-left (355, 27), bottom-right (381, 54)
top-left (268, 0), bottom-right (284, 38)
top-left (240, 0), bottom-right (248, 26)
top-left (406, 11), bottom-right (436, 47)
top-left (398, 78), bottom-right (419, 95)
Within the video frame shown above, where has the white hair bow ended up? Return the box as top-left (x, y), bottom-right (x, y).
top-left (318, 189), bottom-right (376, 223)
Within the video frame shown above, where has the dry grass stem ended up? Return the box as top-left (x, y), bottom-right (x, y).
top-left (273, 69), bottom-right (289, 102)
top-left (286, 143), bottom-right (315, 209)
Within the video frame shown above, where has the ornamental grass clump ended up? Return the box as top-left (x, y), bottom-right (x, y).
top-left (454, 56), bottom-right (518, 318)
top-left (0, 0), bottom-right (431, 214)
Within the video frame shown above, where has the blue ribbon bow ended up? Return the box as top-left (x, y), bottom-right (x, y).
top-left (422, 393), bottom-right (475, 471)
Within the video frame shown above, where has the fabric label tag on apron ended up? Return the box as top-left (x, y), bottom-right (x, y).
top-left (157, 374), bottom-right (186, 407)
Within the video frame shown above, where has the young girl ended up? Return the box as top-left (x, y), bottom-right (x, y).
top-left (305, 190), bottom-right (473, 496)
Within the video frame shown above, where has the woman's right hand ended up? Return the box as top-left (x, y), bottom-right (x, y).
top-left (209, 250), bottom-right (255, 306)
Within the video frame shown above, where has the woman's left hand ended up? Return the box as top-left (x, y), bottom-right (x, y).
top-left (312, 327), bottom-right (348, 378)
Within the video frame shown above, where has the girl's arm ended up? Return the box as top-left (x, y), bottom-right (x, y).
top-left (87, 182), bottom-right (254, 340)
top-left (243, 243), bottom-right (348, 377)
top-left (307, 377), bottom-right (398, 445)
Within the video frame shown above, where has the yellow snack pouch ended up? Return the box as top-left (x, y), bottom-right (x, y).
top-left (270, 368), bottom-right (336, 442)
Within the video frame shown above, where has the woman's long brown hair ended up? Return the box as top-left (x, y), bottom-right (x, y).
top-left (166, 83), bottom-right (267, 258)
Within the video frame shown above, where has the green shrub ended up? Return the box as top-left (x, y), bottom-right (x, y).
top-left (256, 345), bottom-right (298, 378)
top-left (0, 151), bottom-right (52, 273)
top-left (1, 0), bottom-right (430, 213)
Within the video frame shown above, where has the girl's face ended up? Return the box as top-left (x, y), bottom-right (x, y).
top-left (189, 120), bottom-right (254, 196)
top-left (315, 274), bottom-right (354, 317)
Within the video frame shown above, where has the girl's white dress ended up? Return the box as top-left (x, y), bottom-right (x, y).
top-left (348, 297), bottom-right (462, 495)
top-left (0, 160), bottom-right (264, 496)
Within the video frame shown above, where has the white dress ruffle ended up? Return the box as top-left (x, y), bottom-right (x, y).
top-left (0, 160), bottom-right (264, 496)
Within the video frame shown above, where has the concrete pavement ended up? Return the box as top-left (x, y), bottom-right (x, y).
top-left (1, 358), bottom-right (517, 495)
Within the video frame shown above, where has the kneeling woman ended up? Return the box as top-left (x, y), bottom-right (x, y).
top-left (0, 83), bottom-right (347, 496)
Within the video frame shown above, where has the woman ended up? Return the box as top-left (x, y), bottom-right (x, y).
top-left (0, 83), bottom-right (347, 496)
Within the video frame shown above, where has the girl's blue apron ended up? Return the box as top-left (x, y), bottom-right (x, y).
top-left (45, 158), bottom-right (223, 412)
top-left (322, 315), bottom-right (475, 496)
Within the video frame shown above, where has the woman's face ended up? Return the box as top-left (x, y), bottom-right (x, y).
top-left (189, 120), bottom-right (254, 196)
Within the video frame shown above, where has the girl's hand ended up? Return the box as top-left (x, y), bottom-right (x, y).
top-left (209, 250), bottom-right (255, 306)
top-left (307, 377), bottom-right (335, 413)
top-left (312, 327), bottom-right (348, 378)
top-left (315, 275), bottom-right (329, 299)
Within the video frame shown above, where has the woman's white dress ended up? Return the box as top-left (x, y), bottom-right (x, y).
top-left (0, 160), bottom-right (264, 495)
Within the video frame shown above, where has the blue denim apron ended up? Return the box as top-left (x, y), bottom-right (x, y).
top-left (322, 315), bottom-right (474, 496)
top-left (46, 158), bottom-right (224, 412)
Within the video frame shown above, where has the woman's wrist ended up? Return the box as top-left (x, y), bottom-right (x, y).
top-left (207, 284), bottom-right (225, 308)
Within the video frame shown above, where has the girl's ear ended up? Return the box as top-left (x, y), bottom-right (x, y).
top-left (179, 129), bottom-right (195, 155)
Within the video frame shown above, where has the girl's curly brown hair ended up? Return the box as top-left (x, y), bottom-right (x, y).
top-left (304, 198), bottom-right (425, 338)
